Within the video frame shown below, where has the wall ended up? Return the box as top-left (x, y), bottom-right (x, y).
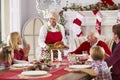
top-left (1, 0), bottom-right (10, 41)
top-left (21, 0), bottom-right (29, 28)
top-left (21, 0), bottom-right (38, 28)
top-left (1, 0), bottom-right (38, 43)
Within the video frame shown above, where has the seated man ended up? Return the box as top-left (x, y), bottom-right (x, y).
top-left (69, 30), bottom-right (111, 56)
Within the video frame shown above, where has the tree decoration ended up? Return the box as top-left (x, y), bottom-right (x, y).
top-left (59, 10), bottom-right (66, 26)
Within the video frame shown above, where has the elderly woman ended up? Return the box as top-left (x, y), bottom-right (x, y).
top-left (38, 10), bottom-right (66, 49)
top-left (69, 30), bottom-right (111, 56)
top-left (37, 11), bottom-right (67, 60)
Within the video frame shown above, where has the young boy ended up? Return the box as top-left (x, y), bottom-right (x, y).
top-left (90, 46), bottom-right (112, 80)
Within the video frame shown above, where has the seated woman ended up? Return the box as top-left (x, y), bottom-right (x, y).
top-left (8, 32), bottom-right (30, 62)
top-left (0, 46), bottom-right (13, 67)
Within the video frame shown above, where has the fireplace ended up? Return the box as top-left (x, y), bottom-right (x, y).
top-left (63, 10), bottom-right (118, 51)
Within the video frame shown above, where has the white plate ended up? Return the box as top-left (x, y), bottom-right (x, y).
top-left (21, 71), bottom-right (48, 76)
top-left (0, 67), bottom-right (5, 70)
top-left (75, 54), bottom-right (83, 57)
top-left (87, 58), bottom-right (93, 62)
top-left (69, 65), bottom-right (91, 69)
top-left (12, 63), bottom-right (34, 68)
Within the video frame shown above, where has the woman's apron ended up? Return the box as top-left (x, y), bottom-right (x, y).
top-left (45, 25), bottom-right (62, 47)
top-left (36, 25), bottom-right (63, 61)
top-left (45, 25), bottom-right (63, 61)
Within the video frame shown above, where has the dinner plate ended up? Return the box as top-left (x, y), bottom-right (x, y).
top-left (69, 65), bottom-right (91, 69)
top-left (21, 71), bottom-right (48, 76)
top-left (75, 54), bottom-right (83, 57)
top-left (87, 58), bottom-right (93, 62)
top-left (0, 67), bottom-right (5, 70)
top-left (12, 63), bottom-right (34, 68)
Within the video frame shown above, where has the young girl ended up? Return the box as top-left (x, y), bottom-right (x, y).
top-left (0, 46), bottom-right (13, 67)
top-left (8, 32), bottom-right (30, 61)
top-left (90, 46), bottom-right (112, 80)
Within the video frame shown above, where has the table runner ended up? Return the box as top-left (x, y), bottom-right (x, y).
top-left (0, 65), bottom-right (69, 80)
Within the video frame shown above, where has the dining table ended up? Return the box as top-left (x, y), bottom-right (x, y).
top-left (0, 56), bottom-right (95, 80)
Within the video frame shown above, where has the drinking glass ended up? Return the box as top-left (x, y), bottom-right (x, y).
top-left (81, 51), bottom-right (89, 64)
top-left (67, 54), bottom-right (76, 65)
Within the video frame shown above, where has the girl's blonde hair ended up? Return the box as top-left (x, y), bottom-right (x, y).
top-left (9, 32), bottom-right (20, 50)
top-left (90, 46), bottom-right (105, 61)
top-left (0, 46), bottom-right (13, 65)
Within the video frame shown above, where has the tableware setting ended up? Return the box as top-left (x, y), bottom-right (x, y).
top-left (0, 64), bottom-right (6, 70)
top-left (87, 58), bottom-right (93, 62)
top-left (17, 59), bottom-right (52, 78)
top-left (67, 53), bottom-right (89, 65)
top-left (64, 64), bottom-right (91, 72)
top-left (21, 70), bottom-right (48, 76)
top-left (64, 64), bottom-right (96, 77)
top-left (12, 63), bottom-right (34, 68)
top-left (19, 70), bottom-right (52, 78)
top-left (9, 63), bottom-right (34, 70)
top-left (69, 64), bottom-right (91, 69)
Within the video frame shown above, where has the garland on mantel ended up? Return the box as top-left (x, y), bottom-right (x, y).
top-left (62, 2), bottom-right (120, 11)
top-left (59, 2), bottom-right (120, 26)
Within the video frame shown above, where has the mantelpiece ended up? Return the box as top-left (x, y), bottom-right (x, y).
top-left (64, 10), bottom-right (118, 26)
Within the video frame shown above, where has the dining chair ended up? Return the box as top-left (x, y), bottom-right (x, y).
top-left (21, 17), bottom-right (46, 61)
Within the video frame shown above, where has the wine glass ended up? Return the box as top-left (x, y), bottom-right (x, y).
top-left (81, 51), bottom-right (89, 64)
top-left (67, 54), bottom-right (76, 65)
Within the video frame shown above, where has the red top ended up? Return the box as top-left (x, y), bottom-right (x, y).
top-left (14, 48), bottom-right (28, 61)
top-left (105, 42), bottom-right (120, 80)
top-left (71, 40), bottom-right (111, 56)
top-left (45, 31), bottom-right (62, 44)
